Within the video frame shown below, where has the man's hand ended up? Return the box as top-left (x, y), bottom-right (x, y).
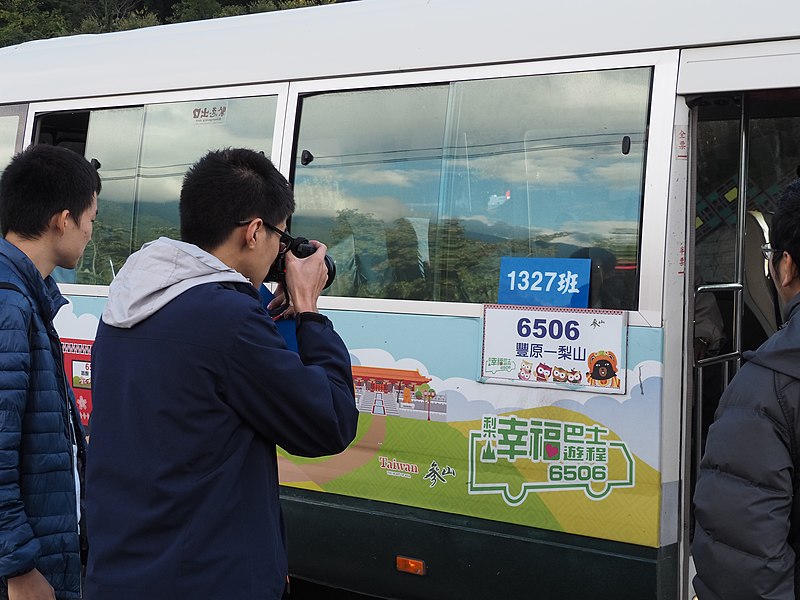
top-left (7, 569), bottom-right (55, 600)
top-left (267, 283), bottom-right (295, 319)
top-left (284, 241), bottom-right (329, 314)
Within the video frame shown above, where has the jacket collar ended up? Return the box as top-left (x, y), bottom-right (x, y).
top-left (0, 237), bottom-right (68, 321)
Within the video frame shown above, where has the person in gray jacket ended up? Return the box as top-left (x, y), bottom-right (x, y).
top-left (693, 178), bottom-right (800, 600)
top-left (85, 148), bottom-right (357, 600)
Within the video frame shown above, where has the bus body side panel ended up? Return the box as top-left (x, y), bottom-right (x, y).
top-left (54, 295), bottom-right (671, 598)
top-left (279, 307), bottom-right (668, 596)
top-left (282, 487), bottom-right (673, 600)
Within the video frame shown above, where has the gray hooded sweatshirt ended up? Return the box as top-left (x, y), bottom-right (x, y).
top-left (103, 237), bottom-right (250, 328)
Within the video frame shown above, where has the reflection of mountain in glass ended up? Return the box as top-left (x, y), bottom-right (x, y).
top-left (68, 198), bottom-right (179, 285)
top-left (300, 208), bottom-right (638, 308)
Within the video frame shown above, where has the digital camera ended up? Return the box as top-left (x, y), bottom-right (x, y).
top-left (264, 235), bottom-right (336, 289)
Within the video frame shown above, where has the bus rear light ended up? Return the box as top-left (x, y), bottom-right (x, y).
top-left (396, 556), bottom-right (427, 576)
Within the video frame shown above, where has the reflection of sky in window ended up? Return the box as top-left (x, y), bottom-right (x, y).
top-left (295, 86), bottom-right (448, 221)
top-left (85, 108), bottom-right (142, 207)
top-left (446, 68), bottom-right (651, 234)
top-left (82, 97), bottom-right (279, 207)
top-left (138, 96), bottom-right (277, 204)
top-left (0, 115), bottom-right (19, 173)
top-left (294, 68), bottom-right (650, 238)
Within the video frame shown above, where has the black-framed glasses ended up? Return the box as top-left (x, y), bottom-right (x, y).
top-left (760, 243), bottom-right (784, 261)
top-left (236, 219), bottom-right (294, 251)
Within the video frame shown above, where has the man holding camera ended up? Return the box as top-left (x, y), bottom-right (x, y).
top-left (84, 148), bottom-right (358, 600)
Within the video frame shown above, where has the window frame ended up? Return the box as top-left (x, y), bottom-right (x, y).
top-left (279, 51), bottom-right (679, 327)
top-left (24, 83), bottom-right (290, 298)
top-left (31, 52), bottom-right (678, 328)
top-left (0, 103), bottom-right (28, 159)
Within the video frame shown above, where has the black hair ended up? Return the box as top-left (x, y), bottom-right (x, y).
top-left (770, 179), bottom-right (800, 273)
top-left (179, 148), bottom-right (295, 251)
top-left (0, 144), bottom-right (101, 238)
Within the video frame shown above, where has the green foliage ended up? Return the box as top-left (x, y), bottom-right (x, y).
top-left (77, 9), bottom-right (159, 33)
top-left (218, 4), bottom-right (248, 16)
top-left (0, 0), bottom-right (67, 47)
top-left (0, 0), bottom-right (346, 45)
top-left (414, 383), bottom-right (436, 399)
top-left (115, 9), bottom-right (160, 30)
top-left (246, 0), bottom-right (279, 11)
top-left (273, 0), bottom-right (336, 7)
top-left (168, 0), bottom-right (223, 23)
top-left (247, 0), bottom-right (336, 11)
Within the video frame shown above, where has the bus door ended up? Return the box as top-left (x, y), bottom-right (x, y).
top-left (690, 87), bottom-right (800, 526)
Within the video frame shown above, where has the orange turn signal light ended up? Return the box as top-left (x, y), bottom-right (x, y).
top-left (396, 555), bottom-right (427, 576)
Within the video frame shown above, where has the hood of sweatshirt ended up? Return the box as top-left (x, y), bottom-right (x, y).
top-left (744, 293), bottom-right (800, 379)
top-left (102, 237), bottom-right (250, 328)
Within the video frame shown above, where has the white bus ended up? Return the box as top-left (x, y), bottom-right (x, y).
top-left (2, 0), bottom-right (800, 597)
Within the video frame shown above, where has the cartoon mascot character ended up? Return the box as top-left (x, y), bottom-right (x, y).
top-left (552, 366), bottom-right (569, 383)
top-left (535, 362), bottom-right (553, 382)
top-left (586, 350), bottom-right (621, 388)
top-left (518, 359), bottom-right (533, 381)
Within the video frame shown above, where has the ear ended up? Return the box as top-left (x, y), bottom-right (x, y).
top-left (50, 209), bottom-right (71, 235)
top-left (245, 218), bottom-right (262, 249)
top-left (779, 251), bottom-right (799, 288)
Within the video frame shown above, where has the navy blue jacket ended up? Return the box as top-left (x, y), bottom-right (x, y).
top-left (85, 239), bottom-right (357, 600)
top-left (0, 238), bottom-right (85, 599)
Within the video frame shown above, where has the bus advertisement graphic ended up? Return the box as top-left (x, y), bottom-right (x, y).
top-left (469, 415), bottom-right (635, 503)
top-left (62, 337), bottom-right (94, 426)
top-left (54, 301), bottom-right (661, 547)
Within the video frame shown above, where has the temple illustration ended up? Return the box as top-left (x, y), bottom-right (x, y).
top-left (351, 366), bottom-right (447, 421)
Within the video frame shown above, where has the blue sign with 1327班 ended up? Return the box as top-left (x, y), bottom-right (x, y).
top-left (497, 257), bottom-right (590, 308)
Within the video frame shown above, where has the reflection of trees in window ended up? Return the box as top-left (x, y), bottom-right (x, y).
top-left (431, 219), bottom-right (469, 303)
top-left (325, 209), bottom-right (638, 304)
top-left (329, 209), bottom-right (391, 298)
top-left (74, 202), bottom-right (179, 285)
top-left (384, 217), bottom-right (429, 301)
top-left (76, 220), bottom-right (130, 284)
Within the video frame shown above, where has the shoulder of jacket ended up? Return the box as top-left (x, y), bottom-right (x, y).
top-left (0, 279), bottom-right (34, 313)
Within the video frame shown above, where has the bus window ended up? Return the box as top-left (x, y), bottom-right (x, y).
top-left (292, 85), bottom-right (448, 300)
top-left (0, 115), bottom-right (20, 174)
top-left (83, 107), bottom-right (144, 284)
top-left (292, 67), bottom-right (652, 308)
top-left (36, 95), bottom-right (279, 285)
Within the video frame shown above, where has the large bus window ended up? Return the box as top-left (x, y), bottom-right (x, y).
top-left (292, 67), bottom-right (652, 307)
top-left (37, 95), bottom-right (278, 285)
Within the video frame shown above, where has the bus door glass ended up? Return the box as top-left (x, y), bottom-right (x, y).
top-left (693, 88), bottom-right (800, 479)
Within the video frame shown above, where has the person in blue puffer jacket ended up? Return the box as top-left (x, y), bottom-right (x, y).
top-left (0, 144), bottom-right (101, 600)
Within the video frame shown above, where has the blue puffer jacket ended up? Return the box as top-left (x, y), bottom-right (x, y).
top-left (0, 238), bottom-right (85, 599)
